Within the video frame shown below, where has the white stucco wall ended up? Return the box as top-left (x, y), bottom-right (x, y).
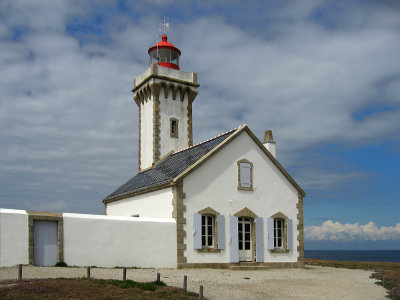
top-left (63, 213), bottom-right (176, 268)
top-left (106, 187), bottom-right (173, 218)
top-left (136, 65), bottom-right (198, 170)
top-left (0, 209), bottom-right (29, 266)
top-left (158, 86), bottom-right (189, 157)
top-left (183, 132), bottom-right (300, 264)
top-left (140, 97), bottom-right (154, 169)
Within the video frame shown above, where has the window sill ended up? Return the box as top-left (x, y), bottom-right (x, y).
top-left (270, 249), bottom-right (289, 254)
top-left (237, 186), bottom-right (253, 191)
top-left (197, 248), bottom-right (221, 253)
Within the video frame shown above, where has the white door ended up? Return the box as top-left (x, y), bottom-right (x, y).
top-left (238, 217), bottom-right (252, 261)
top-left (33, 220), bottom-right (58, 266)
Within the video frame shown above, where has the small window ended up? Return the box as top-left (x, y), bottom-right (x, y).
top-left (201, 215), bottom-right (214, 248)
top-left (274, 219), bottom-right (284, 248)
top-left (237, 159), bottom-right (253, 190)
top-left (170, 118), bottom-right (178, 138)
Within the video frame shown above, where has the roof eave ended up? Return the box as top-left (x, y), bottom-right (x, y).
top-left (102, 182), bottom-right (174, 204)
top-left (243, 127), bottom-right (306, 197)
top-left (172, 125), bottom-right (247, 184)
top-left (172, 125), bottom-right (306, 198)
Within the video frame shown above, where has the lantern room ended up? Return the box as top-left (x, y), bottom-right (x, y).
top-left (148, 34), bottom-right (181, 70)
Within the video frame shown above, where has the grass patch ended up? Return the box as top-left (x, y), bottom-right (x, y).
top-left (95, 279), bottom-right (166, 291)
top-left (305, 258), bottom-right (400, 299)
top-left (0, 278), bottom-right (200, 299)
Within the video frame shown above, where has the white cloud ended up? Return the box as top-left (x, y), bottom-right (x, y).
top-left (0, 1), bottom-right (399, 213)
top-left (305, 220), bottom-right (400, 241)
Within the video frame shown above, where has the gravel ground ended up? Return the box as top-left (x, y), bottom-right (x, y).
top-left (0, 265), bottom-right (387, 299)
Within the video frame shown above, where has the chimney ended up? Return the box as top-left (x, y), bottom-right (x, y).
top-left (263, 130), bottom-right (276, 158)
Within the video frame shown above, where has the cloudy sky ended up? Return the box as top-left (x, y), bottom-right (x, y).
top-left (1, 0), bottom-right (399, 249)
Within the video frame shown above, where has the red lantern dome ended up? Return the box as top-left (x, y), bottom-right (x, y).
top-left (148, 34), bottom-right (181, 70)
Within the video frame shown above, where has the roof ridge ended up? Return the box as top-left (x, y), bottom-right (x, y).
top-left (173, 126), bottom-right (241, 155)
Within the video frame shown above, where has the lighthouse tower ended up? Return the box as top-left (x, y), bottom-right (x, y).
top-left (133, 34), bottom-right (199, 170)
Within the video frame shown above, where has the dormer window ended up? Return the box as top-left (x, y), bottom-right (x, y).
top-left (170, 118), bottom-right (178, 138)
top-left (237, 159), bottom-right (253, 191)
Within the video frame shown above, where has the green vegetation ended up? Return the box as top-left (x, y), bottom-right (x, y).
top-left (0, 278), bottom-right (200, 299)
top-left (95, 279), bottom-right (166, 291)
top-left (54, 261), bottom-right (68, 267)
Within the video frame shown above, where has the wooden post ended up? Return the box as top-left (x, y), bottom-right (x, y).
top-left (383, 276), bottom-right (386, 288)
top-left (157, 273), bottom-right (160, 283)
top-left (123, 268), bottom-right (127, 281)
top-left (18, 264), bottom-right (22, 280)
top-left (87, 267), bottom-right (91, 279)
top-left (199, 285), bottom-right (203, 300)
top-left (183, 275), bottom-right (187, 291)
top-left (393, 287), bottom-right (397, 300)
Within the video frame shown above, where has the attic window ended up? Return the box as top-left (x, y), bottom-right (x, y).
top-left (237, 159), bottom-right (253, 191)
top-left (170, 118), bottom-right (178, 138)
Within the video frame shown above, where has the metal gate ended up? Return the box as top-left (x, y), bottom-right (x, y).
top-left (33, 220), bottom-right (58, 266)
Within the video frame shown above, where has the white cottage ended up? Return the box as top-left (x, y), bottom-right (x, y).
top-left (103, 34), bottom-right (306, 269)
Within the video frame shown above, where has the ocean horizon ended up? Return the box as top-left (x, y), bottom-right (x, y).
top-left (305, 250), bottom-right (400, 263)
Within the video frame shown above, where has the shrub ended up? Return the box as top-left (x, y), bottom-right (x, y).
top-left (54, 261), bottom-right (68, 267)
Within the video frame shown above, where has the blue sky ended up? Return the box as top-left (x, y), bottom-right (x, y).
top-left (1, 0), bottom-right (399, 250)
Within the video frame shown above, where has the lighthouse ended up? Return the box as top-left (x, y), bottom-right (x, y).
top-left (133, 34), bottom-right (199, 170)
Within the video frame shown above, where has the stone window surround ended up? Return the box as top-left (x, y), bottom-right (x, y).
top-left (270, 211), bottom-right (289, 254)
top-left (196, 207), bottom-right (221, 253)
top-left (170, 117), bottom-right (179, 138)
top-left (27, 211), bottom-right (64, 265)
top-left (237, 158), bottom-right (254, 191)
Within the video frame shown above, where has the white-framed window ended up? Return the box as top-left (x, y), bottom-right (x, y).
top-left (170, 118), bottom-right (178, 138)
top-left (201, 215), bottom-right (214, 248)
top-left (267, 213), bottom-right (293, 252)
top-left (274, 218), bottom-right (284, 248)
top-left (237, 159), bottom-right (253, 191)
top-left (193, 210), bottom-right (225, 251)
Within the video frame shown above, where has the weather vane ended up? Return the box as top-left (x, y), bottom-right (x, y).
top-left (159, 16), bottom-right (170, 34)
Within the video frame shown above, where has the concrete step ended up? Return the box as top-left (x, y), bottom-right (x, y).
top-left (228, 265), bottom-right (270, 271)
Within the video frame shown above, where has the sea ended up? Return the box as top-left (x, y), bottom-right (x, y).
top-left (305, 250), bottom-right (400, 263)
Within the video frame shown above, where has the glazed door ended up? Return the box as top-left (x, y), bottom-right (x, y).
top-left (238, 217), bottom-right (252, 261)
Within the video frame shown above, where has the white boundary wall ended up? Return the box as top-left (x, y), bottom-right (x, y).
top-left (0, 209), bottom-right (29, 266)
top-left (63, 213), bottom-right (176, 268)
top-left (0, 209), bottom-right (177, 268)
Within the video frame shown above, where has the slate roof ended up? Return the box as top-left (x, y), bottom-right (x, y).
top-left (104, 128), bottom-right (237, 201)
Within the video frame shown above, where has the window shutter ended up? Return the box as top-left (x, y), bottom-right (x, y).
top-left (217, 215), bottom-right (225, 250)
top-left (287, 218), bottom-right (293, 250)
top-left (193, 213), bottom-right (202, 249)
top-left (229, 215), bottom-right (239, 262)
top-left (266, 217), bottom-right (274, 250)
top-left (240, 163), bottom-right (251, 187)
top-left (255, 217), bottom-right (264, 262)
